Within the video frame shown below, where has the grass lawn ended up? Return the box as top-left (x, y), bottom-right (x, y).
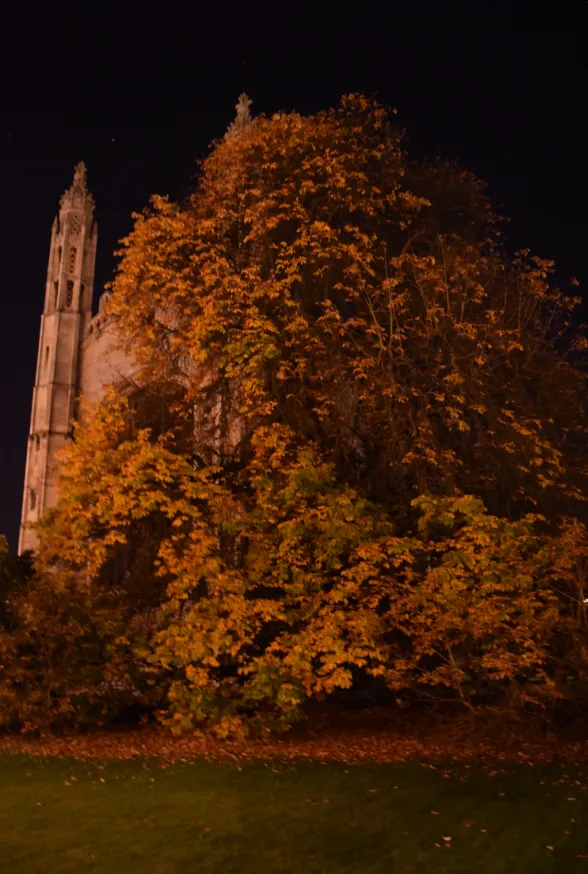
top-left (2, 753), bottom-right (588, 872)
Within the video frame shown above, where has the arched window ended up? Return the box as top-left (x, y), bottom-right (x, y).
top-left (53, 281), bottom-right (59, 309)
top-left (35, 435), bottom-right (40, 451)
top-left (66, 280), bottom-right (74, 308)
top-left (30, 489), bottom-right (37, 512)
top-left (69, 246), bottom-right (77, 273)
top-left (58, 246), bottom-right (62, 263)
top-left (44, 346), bottom-right (49, 374)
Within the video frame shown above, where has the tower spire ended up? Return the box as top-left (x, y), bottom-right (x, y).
top-left (226, 92), bottom-right (253, 138)
top-left (73, 160), bottom-right (87, 189)
top-left (60, 161), bottom-right (94, 213)
top-left (19, 162), bottom-right (97, 553)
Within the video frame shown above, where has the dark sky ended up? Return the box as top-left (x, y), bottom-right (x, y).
top-left (1, 8), bottom-right (587, 549)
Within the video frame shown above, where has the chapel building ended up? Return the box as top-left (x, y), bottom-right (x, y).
top-left (19, 95), bottom-right (254, 553)
top-left (18, 163), bottom-right (135, 553)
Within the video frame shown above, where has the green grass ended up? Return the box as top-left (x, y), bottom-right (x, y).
top-left (2, 754), bottom-right (588, 872)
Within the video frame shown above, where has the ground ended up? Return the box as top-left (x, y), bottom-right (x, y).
top-left (3, 712), bottom-right (588, 872)
top-left (2, 751), bottom-right (588, 873)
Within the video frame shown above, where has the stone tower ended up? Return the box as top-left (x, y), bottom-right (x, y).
top-left (19, 163), bottom-right (97, 553)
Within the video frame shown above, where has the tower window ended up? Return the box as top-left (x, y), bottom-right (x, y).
top-left (30, 489), bottom-right (37, 512)
top-left (66, 280), bottom-right (74, 307)
top-left (44, 345), bottom-right (49, 373)
top-left (70, 214), bottom-right (81, 235)
top-left (53, 281), bottom-right (59, 309)
top-left (58, 246), bottom-right (62, 263)
top-left (69, 246), bottom-right (77, 273)
top-left (35, 435), bottom-right (40, 451)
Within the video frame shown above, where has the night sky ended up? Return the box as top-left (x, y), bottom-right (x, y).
top-left (1, 9), bottom-right (586, 549)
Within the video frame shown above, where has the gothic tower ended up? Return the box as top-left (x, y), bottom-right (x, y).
top-left (19, 163), bottom-right (97, 553)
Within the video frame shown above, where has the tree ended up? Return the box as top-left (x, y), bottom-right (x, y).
top-left (0, 535), bottom-right (32, 630)
top-left (110, 94), bottom-right (588, 525)
top-left (6, 95), bottom-right (588, 733)
top-left (26, 407), bottom-right (569, 733)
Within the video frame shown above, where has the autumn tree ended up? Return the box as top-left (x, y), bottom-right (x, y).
top-left (110, 94), bottom-right (588, 525)
top-left (7, 95), bottom-right (588, 733)
top-left (11, 402), bottom-right (566, 734)
top-left (0, 535), bottom-right (32, 630)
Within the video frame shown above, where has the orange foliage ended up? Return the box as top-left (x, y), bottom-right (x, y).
top-left (3, 96), bottom-right (588, 734)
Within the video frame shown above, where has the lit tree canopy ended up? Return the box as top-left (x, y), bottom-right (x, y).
top-left (5, 95), bottom-right (588, 734)
top-left (109, 94), bottom-right (588, 523)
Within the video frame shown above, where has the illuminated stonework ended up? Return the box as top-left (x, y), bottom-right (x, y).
top-left (18, 164), bottom-right (135, 553)
top-left (20, 96), bottom-right (253, 553)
